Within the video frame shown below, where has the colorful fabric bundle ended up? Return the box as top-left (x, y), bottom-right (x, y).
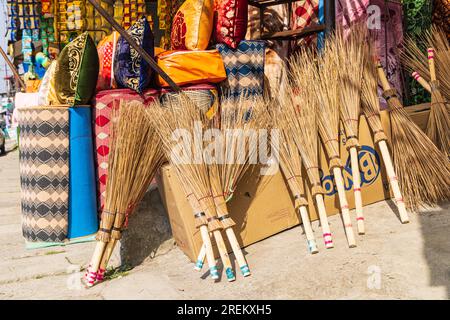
top-left (433, 0), bottom-right (450, 40)
top-left (123, 0), bottom-right (147, 29)
top-left (171, 0), bottom-right (214, 50)
top-left (22, 29), bottom-right (34, 68)
top-left (7, 0), bottom-right (19, 41)
top-left (291, 0), bottom-right (319, 48)
top-left (156, 50), bottom-right (227, 87)
top-left (114, 17), bottom-right (154, 93)
top-left (216, 40), bottom-right (265, 97)
top-left (54, 32), bottom-right (99, 105)
top-left (41, 0), bottom-right (52, 15)
top-left (66, 0), bottom-right (85, 31)
top-left (97, 32), bottom-right (119, 91)
top-left (19, 107), bottom-right (70, 243)
top-left (40, 18), bottom-right (55, 55)
top-left (93, 89), bottom-right (159, 211)
top-left (215, 0), bottom-right (248, 49)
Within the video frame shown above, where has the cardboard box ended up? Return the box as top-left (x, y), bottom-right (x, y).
top-left (405, 103), bottom-right (430, 132)
top-left (157, 111), bottom-right (393, 262)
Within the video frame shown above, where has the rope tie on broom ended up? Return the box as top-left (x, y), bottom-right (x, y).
top-left (382, 89), bottom-right (398, 102)
top-left (218, 215), bottom-right (231, 221)
top-left (194, 212), bottom-right (206, 218)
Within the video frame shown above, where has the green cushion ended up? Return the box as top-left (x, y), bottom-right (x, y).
top-left (55, 32), bottom-right (99, 105)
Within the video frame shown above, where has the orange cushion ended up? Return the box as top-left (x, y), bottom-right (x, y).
top-left (157, 50), bottom-right (226, 87)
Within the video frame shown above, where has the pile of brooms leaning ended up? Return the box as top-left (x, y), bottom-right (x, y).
top-left (83, 25), bottom-right (450, 287)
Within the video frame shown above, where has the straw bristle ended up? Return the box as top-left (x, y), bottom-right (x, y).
top-left (428, 80), bottom-right (450, 156)
top-left (361, 41), bottom-right (388, 144)
top-left (334, 26), bottom-right (366, 149)
top-left (401, 26), bottom-right (450, 100)
top-left (104, 101), bottom-right (165, 241)
top-left (145, 94), bottom-right (221, 230)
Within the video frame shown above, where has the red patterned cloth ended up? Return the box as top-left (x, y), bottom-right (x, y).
top-left (215, 0), bottom-right (248, 49)
top-left (291, 0), bottom-right (319, 47)
top-left (93, 88), bottom-right (159, 212)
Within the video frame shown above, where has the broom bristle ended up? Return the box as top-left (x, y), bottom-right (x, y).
top-left (146, 95), bottom-right (221, 231)
top-left (428, 80), bottom-right (450, 156)
top-left (334, 25), bottom-right (366, 148)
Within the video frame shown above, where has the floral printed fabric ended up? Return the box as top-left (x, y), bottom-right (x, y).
top-left (114, 17), bottom-right (154, 93)
top-left (215, 0), bottom-right (248, 49)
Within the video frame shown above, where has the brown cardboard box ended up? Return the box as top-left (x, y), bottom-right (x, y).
top-left (405, 103), bottom-right (430, 132)
top-left (157, 111), bottom-right (393, 262)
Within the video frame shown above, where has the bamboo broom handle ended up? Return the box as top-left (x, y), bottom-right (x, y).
top-left (427, 48), bottom-right (437, 81)
top-left (96, 239), bottom-right (117, 282)
top-left (85, 242), bottom-right (107, 287)
top-left (332, 167), bottom-right (357, 247)
top-left (314, 194), bottom-right (334, 248)
top-left (349, 147), bottom-right (365, 234)
top-left (376, 61), bottom-right (391, 91)
top-left (194, 242), bottom-right (207, 271)
top-left (224, 228), bottom-right (251, 276)
top-left (377, 140), bottom-right (410, 223)
top-left (200, 225), bottom-right (219, 280)
top-left (412, 71), bottom-right (432, 93)
top-left (298, 206), bottom-right (319, 254)
top-left (212, 230), bottom-right (236, 282)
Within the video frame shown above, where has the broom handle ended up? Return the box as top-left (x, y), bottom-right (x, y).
top-left (194, 242), bottom-right (207, 271)
top-left (224, 228), bottom-right (251, 276)
top-left (427, 48), bottom-right (437, 81)
top-left (199, 225), bottom-right (220, 280)
top-left (377, 140), bottom-right (410, 223)
top-left (332, 167), bottom-right (357, 247)
top-left (298, 206), bottom-right (319, 254)
top-left (212, 230), bottom-right (236, 281)
top-left (349, 147), bottom-right (365, 234)
top-left (85, 241), bottom-right (107, 287)
top-left (376, 60), bottom-right (391, 91)
top-left (314, 194), bottom-right (334, 248)
top-left (97, 239), bottom-right (117, 280)
top-left (412, 71), bottom-right (432, 93)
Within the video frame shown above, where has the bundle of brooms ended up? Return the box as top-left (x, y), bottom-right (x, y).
top-left (376, 60), bottom-right (450, 211)
top-left (146, 94), bottom-right (240, 281)
top-left (193, 95), bottom-right (268, 277)
top-left (302, 34), bottom-right (357, 248)
top-left (360, 42), bottom-right (409, 223)
top-left (84, 101), bottom-right (165, 287)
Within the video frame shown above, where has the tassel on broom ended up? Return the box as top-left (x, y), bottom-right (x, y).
top-left (311, 37), bottom-right (357, 248)
top-left (360, 44), bottom-right (409, 224)
top-left (334, 26), bottom-right (366, 234)
top-left (146, 94), bottom-right (235, 281)
top-left (289, 50), bottom-right (335, 249)
top-left (376, 60), bottom-right (450, 211)
top-left (84, 101), bottom-right (165, 287)
top-left (426, 48), bottom-right (450, 156)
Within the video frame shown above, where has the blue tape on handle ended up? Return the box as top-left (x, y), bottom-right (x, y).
top-left (68, 107), bottom-right (99, 239)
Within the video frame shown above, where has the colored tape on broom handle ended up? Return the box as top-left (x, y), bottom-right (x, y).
top-left (332, 167), bottom-right (356, 247)
top-left (86, 241), bottom-right (107, 286)
top-left (199, 225), bottom-right (218, 279)
top-left (314, 194), bottom-right (334, 248)
top-left (378, 141), bottom-right (409, 223)
top-left (412, 71), bottom-right (431, 93)
top-left (194, 242), bottom-right (206, 271)
top-left (87, 0), bottom-right (181, 92)
top-left (350, 147), bottom-right (365, 234)
top-left (427, 48), bottom-right (437, 81)
top-left (212, 230), bottom-right (236, 281)
top-left (298, 206), bottom-right (318, 254)
top-left (224, 227), bottom-right (250, 276)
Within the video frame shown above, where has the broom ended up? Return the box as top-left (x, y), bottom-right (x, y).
top-left (287, 52), bottom-right (334, 249)
top-left (401, 26), bottom-right (450, 100)
top-left (334, 26), bottom-right (366, 234)
top-left (311, 37), bottom-right (357, 248)
top-left (146, 94), bottom-right (234, 281)
top-left (194, 96), bottom-right (268, 275)
top-left (376, 60), bottom-right (450, 211)
top-left (360, 47), bottom-right (409, 223)
top-left (84, 101), bottom-right (165, 287)
top-left (272, 90), bottom-right (319, 254)
top-left (411, 71), bottom-right (432, 93)
top-left (426, 48), bottom-right (450, 156)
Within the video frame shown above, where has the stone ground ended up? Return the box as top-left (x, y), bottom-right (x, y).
top-left (0, 141), bottom-right (449, 300)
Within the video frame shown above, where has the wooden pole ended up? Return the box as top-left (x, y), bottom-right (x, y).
top-left (0, 46), bottom-right (25, 91)
top-left (86, 0), bottom-right (181, 92)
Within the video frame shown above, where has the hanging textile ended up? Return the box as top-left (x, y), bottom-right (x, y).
top-left (7, 0), bottom-right (19, 41)
top-left (291, 0), bottom-right (320, 49)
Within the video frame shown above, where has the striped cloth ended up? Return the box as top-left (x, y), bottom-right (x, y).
top-left (19, 107), bottom-right (70, 242)
top-left (216, 40), bottom-right (265, 98)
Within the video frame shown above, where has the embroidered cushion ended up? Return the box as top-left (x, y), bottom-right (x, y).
top-left (96, 32), bottom-right (119, 91)
top-left (215, 0), bottom-right (248, 49)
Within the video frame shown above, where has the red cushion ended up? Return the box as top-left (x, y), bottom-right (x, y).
top-left (215, 0), bottom-right (248, 49)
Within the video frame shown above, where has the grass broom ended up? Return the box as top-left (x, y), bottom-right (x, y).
top-left (426, 48), bottom-right (450, 156)
top-left (361, 46), bottom-right (409, 223)
top-left (411, 71), bottom-right (432, 93)
top-left (271, 89), bottom-right (319, 254)
top-left (311, 37), bottom-right (357, 248)
top-left (287, 52), bottom-right (334, 249)
top-left (376, 60), bottom-right (450, 211)
top-left (146, 94), bottom-right (234, 281)
top-left (84, 101), bottom-right (165, 287)
top-left (334, 26), bottom-right (366, 234)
